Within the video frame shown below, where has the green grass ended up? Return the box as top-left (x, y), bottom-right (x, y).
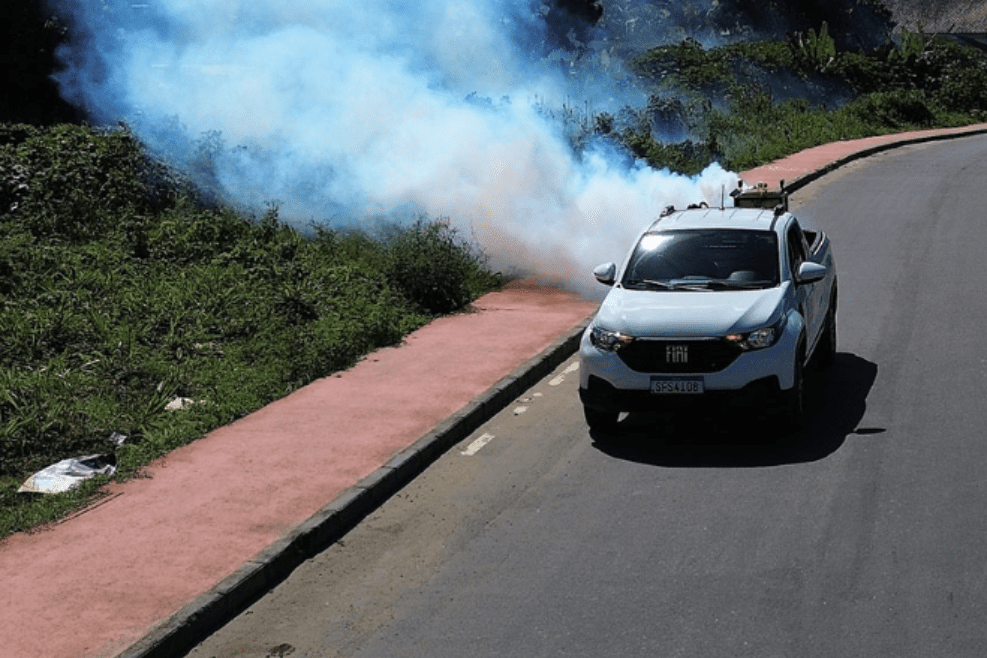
top-left (0, 124), bottom-right (503, 538)
top-left (615, 29), bottom-right (987, 174)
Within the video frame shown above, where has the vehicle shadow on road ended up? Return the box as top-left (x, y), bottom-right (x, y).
top-left (591, 352), bottom-right (879, 468)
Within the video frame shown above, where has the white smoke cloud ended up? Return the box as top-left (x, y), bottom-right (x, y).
top-left (51, 0), bottom-right (739, 294)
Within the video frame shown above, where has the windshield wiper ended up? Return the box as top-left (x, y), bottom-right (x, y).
top-left (650, 278), bottom-right (773, 292)
top-left (624, 278), bottom-right (676, 290)
top-left (699, 279), bottom-right (774, 290)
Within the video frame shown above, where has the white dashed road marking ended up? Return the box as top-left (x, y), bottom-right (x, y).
top-left (549, 362), bottom-right (580, 386)
top-left (462, 363), bottom-right (579, 456)
top-left (461, 433), bottom-right (496, 456)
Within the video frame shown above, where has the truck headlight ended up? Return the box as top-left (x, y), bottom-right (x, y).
top-left (590, 326), bottom-right (634, 352)
top-left (726, 317), bottom-right (785, 351)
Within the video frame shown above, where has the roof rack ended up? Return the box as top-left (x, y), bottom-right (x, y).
top-left (731, 180), bottom-right (789, 212)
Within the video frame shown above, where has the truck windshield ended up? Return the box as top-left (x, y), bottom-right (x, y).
top-left (622, 229), bottom-right (779, 290)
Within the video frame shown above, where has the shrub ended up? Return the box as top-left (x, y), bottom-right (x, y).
top-left (0, 124), bottom-right (153, 241)
top-left (383, 218), bottom-right (501, 315)
top-left (845, 90), bottom-right (938, 129)
top-left (934, 66), bottom-right (987, 117)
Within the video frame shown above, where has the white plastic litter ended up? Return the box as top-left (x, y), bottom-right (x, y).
top-left (18, 455), bottom-right (116, 494)
top-left (17, 433), bottom-right (127, 494)
top-left (165, 397), bottom-right (195, 411)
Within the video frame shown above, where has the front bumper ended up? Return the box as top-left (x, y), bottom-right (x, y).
top-left (579, 373), bottom-right (783, 413)
top-left (577, 320), bottom-right (800, 414)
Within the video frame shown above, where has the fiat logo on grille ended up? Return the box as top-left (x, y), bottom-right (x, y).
top-left (666, 344), bottom-right (689, 364)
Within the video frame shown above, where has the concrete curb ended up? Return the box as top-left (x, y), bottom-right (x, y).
top-left (117, 316), bottom-right (593, 658)
top-left (781, 125), bottom-right (987, 194)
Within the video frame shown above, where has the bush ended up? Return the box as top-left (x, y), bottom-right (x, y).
top-left (845, 90), bottom-right (938, 129)
top-left (935, 67), bottom-right (987, 117)
top-left (383, 218), bottom-right (501, 315)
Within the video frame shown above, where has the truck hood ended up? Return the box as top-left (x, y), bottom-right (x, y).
top-left (593, 284), bottom-right (789, 338)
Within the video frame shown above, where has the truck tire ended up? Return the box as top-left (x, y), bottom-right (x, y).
top-left (781, 341), bottom-right (806, 432)
top-left (817, 289), bottom-right (837, 369)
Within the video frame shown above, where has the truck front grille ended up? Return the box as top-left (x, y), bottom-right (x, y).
top-left (617, 339), bottom-right (742, 373)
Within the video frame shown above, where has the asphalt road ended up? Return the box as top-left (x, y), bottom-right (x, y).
top-left (186, 135), bottom-right (987, 658)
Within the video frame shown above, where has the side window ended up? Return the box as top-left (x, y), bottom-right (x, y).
top-left (786, 222), bottom-right (807, 278)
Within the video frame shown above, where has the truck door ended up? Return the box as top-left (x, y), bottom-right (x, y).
top-left (786, 220), bottom-right (821, 350)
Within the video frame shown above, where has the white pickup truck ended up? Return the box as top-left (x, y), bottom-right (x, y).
top-left (578, 190), bottom-right (837, 434)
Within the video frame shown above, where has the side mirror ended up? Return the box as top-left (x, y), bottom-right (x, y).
top-left (593, 262), bottom-right (617, 286)
top-left (796, 261), bottom-right (827, 285)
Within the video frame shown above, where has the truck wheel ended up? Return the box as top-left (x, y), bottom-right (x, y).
top-left (781, 343), bottom-right (805, 432)
top-left (817, 298), bottom-right (837, 369)
top-left (583, 406), bottom-right (619, 434)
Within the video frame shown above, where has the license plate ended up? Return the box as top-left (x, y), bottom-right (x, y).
top-left (650, 378), bottom-right (704, 395)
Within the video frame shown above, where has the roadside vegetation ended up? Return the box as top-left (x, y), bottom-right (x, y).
top-left (0, 124), bottom-right (502, 537)
top-left (605, 27), bottom-right (987, 174)
top-left (4, 4), bottom-right (987, 537)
